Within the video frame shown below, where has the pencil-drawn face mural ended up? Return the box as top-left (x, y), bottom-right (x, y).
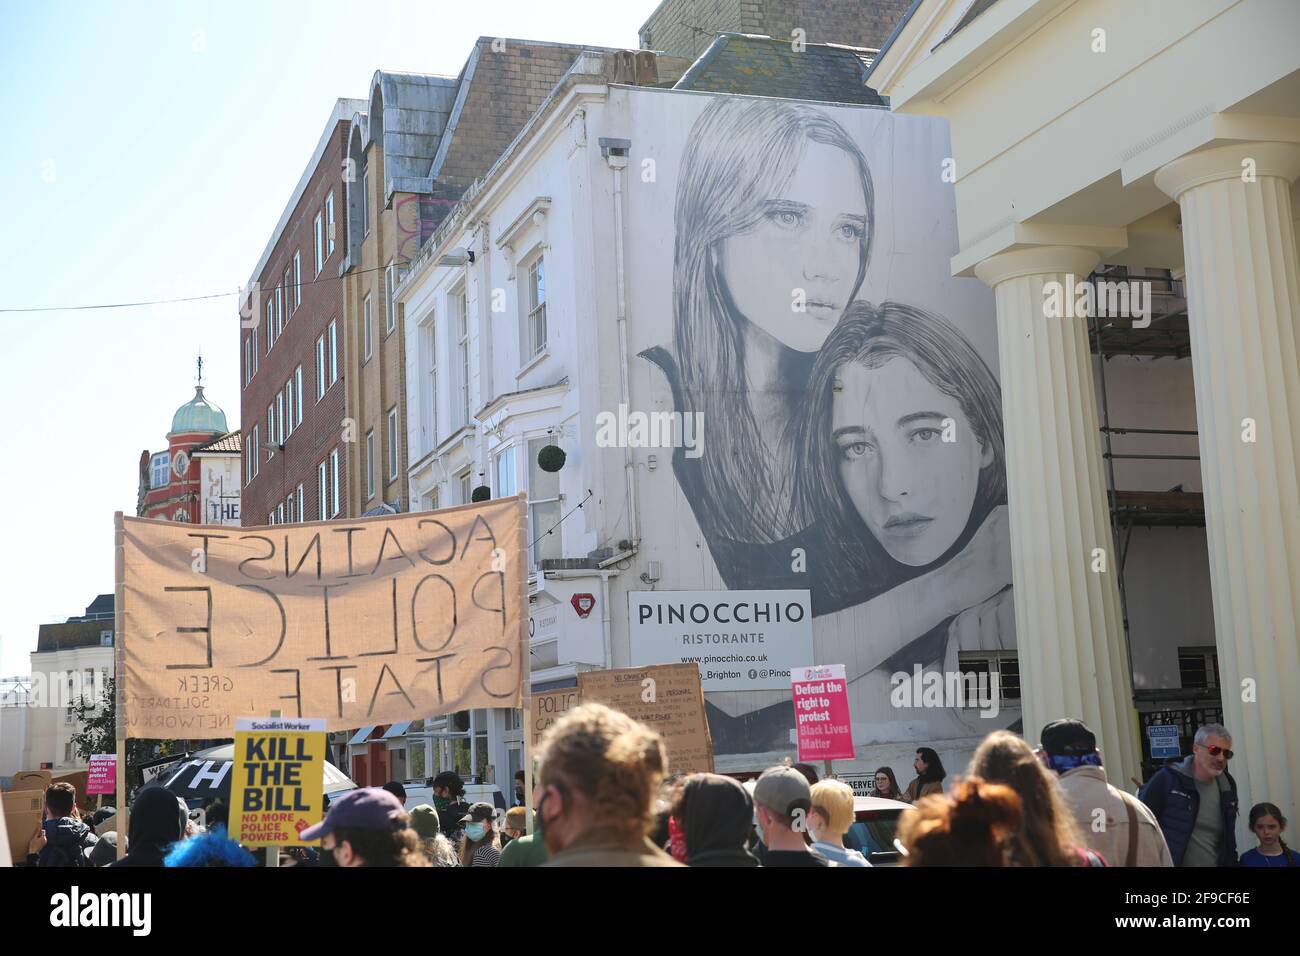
top-left (631, 94), bottom-right (1017, 765)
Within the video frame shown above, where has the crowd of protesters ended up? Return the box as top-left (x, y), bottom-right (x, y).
top-left (19, 707), bottom-right (1295, 868)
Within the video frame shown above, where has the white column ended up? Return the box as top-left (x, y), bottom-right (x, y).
top-left (1156, 141), bottom-right (1300, 827)
top-left (975, 246), bottom-right (1141, 789)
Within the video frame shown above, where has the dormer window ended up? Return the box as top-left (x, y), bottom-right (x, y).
top-left (150, 453), bottom-right (170, 489)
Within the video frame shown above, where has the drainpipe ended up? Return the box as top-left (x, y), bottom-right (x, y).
top-left (600, 138), bottom-right (638, 548)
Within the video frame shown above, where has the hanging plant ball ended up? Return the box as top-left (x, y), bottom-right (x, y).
top-left (538, 444), bottom-right (566, 473)
top-left (471, 485), bottom-right (491, 502)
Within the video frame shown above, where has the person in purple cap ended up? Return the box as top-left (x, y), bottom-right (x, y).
top-left (299, 787), bottom-right (428, 867)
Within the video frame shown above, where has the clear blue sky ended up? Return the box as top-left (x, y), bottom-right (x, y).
top-left (0, 0), bottom-right (653, 675)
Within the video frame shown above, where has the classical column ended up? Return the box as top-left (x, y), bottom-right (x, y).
top-left (974, 246), bottom-right (1141, 788)
top-left (1156, 141), bottom-right (1300, 826)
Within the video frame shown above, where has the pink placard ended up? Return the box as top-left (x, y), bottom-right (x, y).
top-left (86, 754), bottom-right (116, 795)
top-left (791, 664), bottom-right (855, 762)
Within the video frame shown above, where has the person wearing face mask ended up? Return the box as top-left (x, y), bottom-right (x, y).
top-left (458, 803), bottom-right (502, 867)
top-left (534, 703), bottom-right (682, 867)
top-left (808, 779), bottom-right (870, 866)
top-left (671, 773), bottom-right (758, 867)
top-left (299, 787), bottom-right (429, 868)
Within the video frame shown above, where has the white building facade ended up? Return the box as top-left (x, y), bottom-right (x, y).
top-left (398, 51), bottom-right (1219, 784)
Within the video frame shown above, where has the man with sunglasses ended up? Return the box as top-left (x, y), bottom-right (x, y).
top-left (1139, 723), bottom-right (1240, 866)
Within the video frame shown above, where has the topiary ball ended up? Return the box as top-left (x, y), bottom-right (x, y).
top-left (537, 444), bottom-right (566, 473)
top-left (471, 485), bottom-right (491, 502)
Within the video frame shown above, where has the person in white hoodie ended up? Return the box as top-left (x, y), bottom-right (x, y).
top-left (809, 778), bottom-right (870, 867)
top-left (1038, 718), bottom-right (1172, 867)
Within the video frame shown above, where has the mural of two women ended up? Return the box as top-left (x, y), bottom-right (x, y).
top-left (642, 97), bottom-right (1016, 754)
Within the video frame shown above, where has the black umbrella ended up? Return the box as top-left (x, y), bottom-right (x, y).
top-left (161, 743), bottom-right (356, 807)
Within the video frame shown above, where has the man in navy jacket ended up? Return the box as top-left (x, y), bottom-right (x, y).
top-left (1139, 723), bottom-right (1239, 866)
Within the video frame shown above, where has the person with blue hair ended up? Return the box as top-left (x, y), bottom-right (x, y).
top-left (163, 825), bottom-right (257, 868)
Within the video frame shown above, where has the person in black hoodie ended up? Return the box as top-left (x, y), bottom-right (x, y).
top-left (26, 782), bottom-right (97, 867)
top-left (107, 785), bottom-right (187, 867)
top-left (672, 773), bottom-right (759, 867)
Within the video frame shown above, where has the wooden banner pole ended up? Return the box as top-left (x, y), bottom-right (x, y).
top-left (113, 512), bottom-right (127, 861)
top-left (518, 493), bottom-right (533, 834)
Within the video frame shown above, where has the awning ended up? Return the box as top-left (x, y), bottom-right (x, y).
top-left (381, 721), bottom-right (413, 739)
top-left (347, 725), bottom-right (377, 746)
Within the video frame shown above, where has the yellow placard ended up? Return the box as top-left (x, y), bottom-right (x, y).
top-left (230, 717), bottom-right (326, 846)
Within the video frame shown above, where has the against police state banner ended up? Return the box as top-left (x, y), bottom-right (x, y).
top-left (120, 496), bottom-right (528, 738)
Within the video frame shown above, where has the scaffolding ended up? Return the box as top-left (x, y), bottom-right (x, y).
top-left (1088, 265), bottom-right (1215, 777)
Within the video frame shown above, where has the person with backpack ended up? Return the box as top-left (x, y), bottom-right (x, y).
top-left (26, 782), bottom-right (97, 867)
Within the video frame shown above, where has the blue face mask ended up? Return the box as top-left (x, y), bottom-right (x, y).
top-left (466, 822), bottom-right (487, 842)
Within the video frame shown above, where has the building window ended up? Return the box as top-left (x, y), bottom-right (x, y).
top-left (363, 294), bottom-right (373, 360)
top-left (425, 317), bottom-right (438, 448)
top-left (277, 502), bottom-right (285, 525)
top-left (528, 437), bottom-right (561, 567)
top-left (387, 407), bottom-right (399, 480)
top-left (276, 283), bottom-right (284, 337)
top-left (294, 364), bottom-right (303, 427)
top-left (266, 301), bottom-right (274, 349)
top-left (246, 434), bottom-right (253, 483)
top-left (318, 460), bottom-right (328, 521)
top-left (150, 452), bottom-right (170, 489)
top-left (329, 448), bottom-right (340, 517)
top-left (525, 254), bottom-right (547, 358)
top-left (1178, 647), bottom-right (1220, 690)
top-left (365, 430), bottom-right (375, 500)
top-left (455, 291), bottom-right (470, 427)
top-left (276, 392), bottom-right (285, 447)
top-left (423, 487), bottom-right (440, 512)
top-left (293, 251), bottom-right (302, 309)
top-left (316, 334), bottom-right (326, 400)
top-left (957, 651), bottom-right (1021, 706)
top-left (361, 169), bottom-right (370, 237)
top-left (496, 445), bottom-right (517, 497)
top-left (268, 511), bottom-right (275, 526)
top-left (458, 471), bottom-right (471, 505)
top-left (326, 191), bottom-right (336, 256)
top-left (328, 319), bottom-right (339, 384)
top-left (314, 212), bottom-right (324, 275)
top-left (385, 263), bottom-right (396, 334)
top-left (252, 327), bottom-right (259, 372)
top-left (252, 425), bottom-right (260, 477)
top-left (285, 377), bottom-right (295, 437)
top-left (286, 489), bottom-right (295, 524)
top-left (243, 335), bottom-right (251, 387)
top-left (99, 630), bottom-right (112, 647)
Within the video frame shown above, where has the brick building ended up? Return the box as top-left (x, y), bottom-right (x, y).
top-left (342, 40), bottom-right (610, 518)
top-left (137, 379), bottom-right (233, 524)
top-left (638, 0), bottom-right (913, 59)
top-left (239, 97), bottom-right (366, 526)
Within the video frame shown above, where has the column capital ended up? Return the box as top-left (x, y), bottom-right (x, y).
top-left (1155, 140), bottom-right (1300, 201)
top-left (973, 245), bottom-right (1101, 289)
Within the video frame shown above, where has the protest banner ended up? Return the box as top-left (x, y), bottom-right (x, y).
top-left (531, 688), bottom-right (579, 747)
top-left (791, 664), bottom-right (855, 762)
top-left (116, 496), bottom-right (529, 738)
top-left (2, 789), bottom-right (42, 865)
top-left (7, 770), bottom-right (51, 793)
top-left (577, 663), bottom-right (714, 773)
top-left (86, 756), bottom-right (116, 795)
top-left (230, 717), bottom-right (326, 846)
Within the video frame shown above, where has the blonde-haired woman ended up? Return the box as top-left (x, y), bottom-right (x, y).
top-left (809, 779), bottom-right (870, 866)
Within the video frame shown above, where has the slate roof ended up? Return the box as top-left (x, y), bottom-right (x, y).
top-left (674, 33), bottom-right (886, 106)
top-left (192, 431), bottom-right (242, 455)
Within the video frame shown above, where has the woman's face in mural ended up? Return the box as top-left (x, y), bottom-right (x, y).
top-left (832, 358), bottom-right (992, 567)
top-left (716, 142), bottom-right (868, 353)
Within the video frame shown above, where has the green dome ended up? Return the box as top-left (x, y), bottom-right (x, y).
top-left (169, 385), bottom-right (228, 436)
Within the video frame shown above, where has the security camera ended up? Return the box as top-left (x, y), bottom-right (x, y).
top-left (439, 247), bottom-right (476, 266)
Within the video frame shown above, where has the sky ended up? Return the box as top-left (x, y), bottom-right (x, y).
top-left (0, 0), bottom-right (654, 676)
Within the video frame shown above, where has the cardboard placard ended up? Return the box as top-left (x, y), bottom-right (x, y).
top-left (7, 770), bottom-right (51, 793)
top-left (2, 789), bottom-right (43, 865)
top-left (230, 717), bottom-right (327, 846)
top-left (791, 664), bottom-right (855, 762)
top-left (119, 498), bottom-right (528, 738)
top-left (531, 688), bottom-right (579, 747)
top-left (577, 663), bottom-right (714, 774)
